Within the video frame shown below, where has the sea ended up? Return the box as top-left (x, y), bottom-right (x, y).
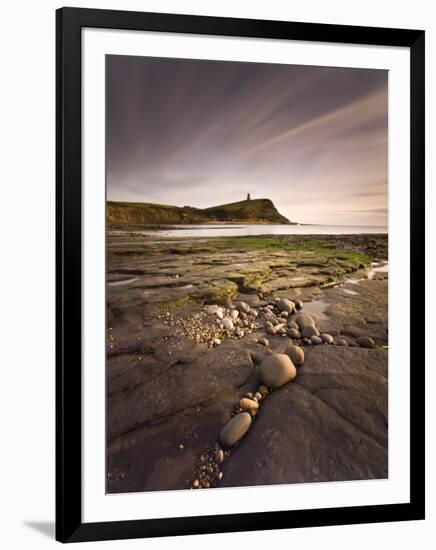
top-left (126, 224), bottom-right (388, 238)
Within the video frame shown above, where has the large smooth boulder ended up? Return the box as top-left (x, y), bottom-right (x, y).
top-left (259, 354), bottom-right (297, 389)
top-left (285, 344), bottom-right (305, 366)
top-left (219, 412), bottom-right (252, 448)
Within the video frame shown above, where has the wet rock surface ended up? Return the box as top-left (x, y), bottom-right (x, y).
top-left (220, 347), bottom-right (388, 487)
top-left (106, 233), bottom-right (388, 492)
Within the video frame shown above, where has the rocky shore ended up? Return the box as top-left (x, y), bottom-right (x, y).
top-left (106, 233), bottom-right (388, 493)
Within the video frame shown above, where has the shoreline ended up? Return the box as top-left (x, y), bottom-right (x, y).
top-left (108, 221), bottom-right (388, 233)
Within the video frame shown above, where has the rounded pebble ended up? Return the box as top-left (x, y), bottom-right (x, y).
top-left (258, 337), bottom-right (269, 347)
top-left (220, 413), bottom-right (252, 448)
top-left (265, 322), bottom-right (276, 336)
top-left (258, 385), bottom-right (269, 396)
top-left (287, 320), bottom-right (299, 330)
top-left (321, 333), bottom-right (334, 344)
top-left (288, 328), bottom-right (301, 339)
top-left (216, 448), bottom-right (224, 463)
top-left (259, 353), bottom-right (297, 389)
top-left (356, 336), bottom-right (376, 348)
top-left (222, 318), bottom-right (234, 331)
top-left (230, 309), bottom-right (239, 320)
top-left (336, 338), bottom-right (348, 346)
top-left (277, 298), bottom-right (295, 314)
top-left (239, 397), bottom-right (259, 411)
top-left (295, 299), bottom-right (303, 310)
top-left (285, 344), bottom-right (305, 366)
top-left (237, 302), bottom-right (251, 314)
top-left (264, 311), bottom-right (277, 323)
top-left (205, 305), bottom-right (221, 315)
top-left (294, 313), bottom-right (316, 330)
top-left (311, 335), bottom-right (323, 345)
top-left (275, 323), bottom-right (287, 334)
top-left (301, 325), bottom-right (320, 338)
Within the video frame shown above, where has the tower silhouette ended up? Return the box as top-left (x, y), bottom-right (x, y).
top-left (246, 193), bottom-right (251, 201)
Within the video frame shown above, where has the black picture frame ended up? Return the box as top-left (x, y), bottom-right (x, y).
top-left (56, 7), bottom-right (425, 543)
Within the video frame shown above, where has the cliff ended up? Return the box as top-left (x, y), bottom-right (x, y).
top-left (107, 198), bottom-right (294, 225)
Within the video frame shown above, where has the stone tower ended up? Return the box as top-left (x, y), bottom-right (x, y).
top-left (247, 193), bottom-right (251, 201)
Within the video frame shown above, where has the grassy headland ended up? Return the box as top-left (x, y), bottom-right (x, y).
top-left (107, 198), bottom-right (293, 225)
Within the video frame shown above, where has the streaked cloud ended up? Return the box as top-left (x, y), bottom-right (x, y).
top-left (107, 56), bottom-right (388, 226)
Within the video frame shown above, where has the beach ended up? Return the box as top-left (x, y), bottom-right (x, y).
top-left (106, 231), bottom-right (388, 493)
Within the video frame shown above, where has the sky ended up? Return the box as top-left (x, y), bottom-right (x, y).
top-left (106, 55), bottom-right (388, 226)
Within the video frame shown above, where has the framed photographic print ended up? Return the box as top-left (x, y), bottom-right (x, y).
top-left (56, 7), bottom-right (425, 543)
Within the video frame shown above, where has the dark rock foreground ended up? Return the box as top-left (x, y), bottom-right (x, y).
top-left (106, 233), bottom-right (388, 493)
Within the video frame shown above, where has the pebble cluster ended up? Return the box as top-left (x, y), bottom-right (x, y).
top-left (192, 388), bottom-right (268, 490)
top-left (258, 299), bottom-right (335, 346)
top-left (191, 349), bottom-right (301, 489)
top-left (107, 326), bottom-right (115, 350)
top-left (256, 298), bottom-right (376, 349)
top-left (192, 444), bottom-right (231, 489)
top-left (160, 303), bottom-right (260, 348)
top-left (190, 297), bottom-right (377, 489)
top-left (161, 297), bottom-right (376, 351)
